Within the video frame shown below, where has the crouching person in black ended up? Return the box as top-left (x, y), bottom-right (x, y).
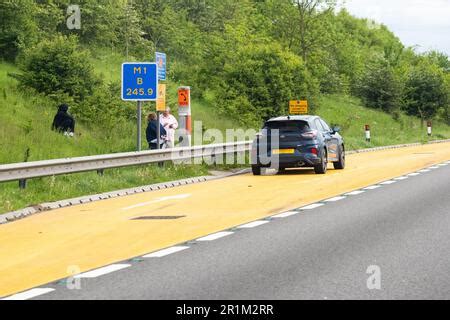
top-left (146, 112), bottom-right (166, 150)
top-left (52, 104), bottom-right (75, 137)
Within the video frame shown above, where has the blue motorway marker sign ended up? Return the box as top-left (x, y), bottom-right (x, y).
top-left (121, 62), bottom-right (158, 101)
top-left (155, 52), bottom-right (166, 81)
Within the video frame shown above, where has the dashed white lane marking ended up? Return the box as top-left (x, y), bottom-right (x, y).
top-left (429, 166), bottom-right (439, 169)
top-left (437, 163), bottom-right (448, 167)
top-left (380, 180), bottom-right (396, 185)
top-left (237, 220), bottom-right (270, 229)
top-left (196, 231), bottom-right (234, 241)
top-left (345, 190), bottom-right (365, 196)
top-left (272, 211), bottom-right (298, 218)
top-left (143, 246), bottom-right (189, 258)
top-left (394, 176), bottom-right (408, 181)
top-left (74, 264), bottom-right (131, 278)
top-left (324, 196), bottom-right (346, 202)
top-left (408, 172), bottom-right (420, 176)
top-left (122, 194), bottom-right (191, 210)
top-left (299, 203), bottom-right (324, 210)
top-left (2, 288), bottom-right (55, 300)
top-left (418, 169), bottom-right (431, 173)
top-left (364, 185), bottom-right (381, 190)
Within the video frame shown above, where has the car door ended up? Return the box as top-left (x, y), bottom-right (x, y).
top-left (314, 119), bottom-right (330, 159)
top-left (320, 118), bottom-right (339, 161)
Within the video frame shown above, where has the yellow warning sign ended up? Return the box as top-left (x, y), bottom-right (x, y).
top-left (289, 100), bottom-right (308, 115)
top-left (156, 84), bottom-right (166, 111)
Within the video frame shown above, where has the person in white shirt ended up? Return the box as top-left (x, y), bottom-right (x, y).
top-left (159, 107), bottom-right (178, 148)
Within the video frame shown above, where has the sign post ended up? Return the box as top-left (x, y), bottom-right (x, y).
top-left (121, 62), bottom-right (158, 151)
top-left (156, 83), bottom-right (167, 150)
top-left (178, 86), bottom-right (192, 147)
top-left (289, 100), bottom-right (308, 115)
top-left (155, 52), bottom-right (166, 81)
top-left (427, 121), bottom-right (432, 137)
top-left (155, 52), bottom-right (167, 151)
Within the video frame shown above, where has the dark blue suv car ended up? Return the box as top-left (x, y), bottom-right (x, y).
top-left (251, 116), bottom-right (345, 175)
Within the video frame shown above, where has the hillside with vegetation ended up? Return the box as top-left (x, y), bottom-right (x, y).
top-left (0, 0), bottom-right (449, 214)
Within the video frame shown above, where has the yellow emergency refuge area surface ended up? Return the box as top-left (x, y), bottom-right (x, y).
top-left (1, 142), bottom-right (450, 297)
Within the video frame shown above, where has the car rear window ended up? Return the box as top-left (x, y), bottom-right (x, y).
top-left (264, 121), bottom-right (310, 133)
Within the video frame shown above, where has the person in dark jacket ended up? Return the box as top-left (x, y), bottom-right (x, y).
top-left (52, 104), bottom-right (75, 136)
top-left (146, 112), bottom-right (166, 150)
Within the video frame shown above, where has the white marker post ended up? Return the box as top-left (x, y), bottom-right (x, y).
top-left (427, 121), bottom-right (432, 137)
top-left (365, 124), bottom-right (371, 142)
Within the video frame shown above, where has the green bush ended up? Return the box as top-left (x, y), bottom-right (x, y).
top-left (19, 35), bottom-right (100, 102)
top-left (0, 0), bottom-right (38, 61)
top-left (218, 44), bottom-right (319, 126)
top-left (356, 57), bottom-right (402, 114)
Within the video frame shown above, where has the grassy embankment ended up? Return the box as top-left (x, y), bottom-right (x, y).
top-left (1, 55), bottom-right (449, 214)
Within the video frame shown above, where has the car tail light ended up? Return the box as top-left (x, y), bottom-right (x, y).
top-left (301, 130), bottom-right (318, 139)
top-left (311, 147), bottom-right (318, 155)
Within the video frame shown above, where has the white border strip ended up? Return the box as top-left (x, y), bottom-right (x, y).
top-left (299, 203), bottom-right (324, 210)
top-left (74, 264), bottom-right (131, 279)
top-left (324, 196), bottom-right (346, 202)
top-left (364, 185), bottom-right (381, 190)
top-left (196, 231), bottom-right (234, 241)
top-left (345, 190), bottom-right (365, 196)
top-left (143, 246), bottom-right (189, 258)
top-left (237, 221), bottom-right (269, 229)
top-left (2, 288), bottom-right (55, 300)
top-left (272, 211), bottom-right (298, 218)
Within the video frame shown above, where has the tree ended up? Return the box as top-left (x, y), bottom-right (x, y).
top-left (219, 43), bottom-right (319, 125)
top-left (19, 35), bottom-right (100, 102)
top-left (0, 0), bottom-right (38, 60)
top-left (291, 0), bottom-right (337, 64)
top-left (403, 62), bottom-right (448, 123)
top-left (357, 57), bottom-right (402, 113)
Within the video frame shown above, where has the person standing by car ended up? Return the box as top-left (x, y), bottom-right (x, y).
top-left (52, 104), bottom-right (75, 137)
top-left (159, 107), bottom-right (178, 148)
top-left (146, 112), bottom-right (166, 150)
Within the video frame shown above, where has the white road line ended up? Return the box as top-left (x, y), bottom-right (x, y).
top-left (345, 190), bottom-right (365, 196)
top-left (299, 203), bottom-right (324, 210)
top-left (418, 169), bottom-right (431, 173)
top-left (122, 194), bottom-right (191, 211)
top-left (196, 231), bottom-right (234, 241)
top-left (394, 176), bottom-right (408, 181)
top-left (2, 288), bottom-right (55, 300)
top-left (364, 185), bottom-right (381, 190)
top-left (143, 246), bottom-right (189, 258)
top-left (408, 172), bottom-right (421, 176)
top-left (324, 196), bottom-right (346, 202)
top-left (237, 221), bottom-right (269, 229)
top-left (446, 161), bottom-right (450, 164)
top-left (272, 211), bottom-right (298, 218)
top-left (438, 163), bottom-right (448, 167)
top-left (380, 180), bottom-right (396, 185)
top-left (74, 264), bottom-right (131, 278)
top-left (429, 166), bottom-right (439, 169)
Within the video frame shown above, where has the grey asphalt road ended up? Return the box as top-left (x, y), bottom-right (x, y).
top-left (38, 164), bottom-right (450, 300)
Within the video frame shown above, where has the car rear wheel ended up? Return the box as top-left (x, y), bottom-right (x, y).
top-left (314, 149), bottom-right (327, 174)
top-left (333, 145), bottom-right (345, 170)
top-left (252, 165), bottom-right (262, 175)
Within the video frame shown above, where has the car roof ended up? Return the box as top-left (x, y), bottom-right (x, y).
top-left (266, 115), bottom-right (319, 122)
